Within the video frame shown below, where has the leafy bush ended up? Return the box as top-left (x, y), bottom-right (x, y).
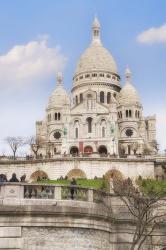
top-left (137, 178), bottom-right (166, 196)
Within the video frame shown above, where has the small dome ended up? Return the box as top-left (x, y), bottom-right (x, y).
top-left (118, 68), bottom-right (141, 106)
top-left (48, 88), bottom-right (70, 109)
top-left (47, 73), bottom-right (70, 109)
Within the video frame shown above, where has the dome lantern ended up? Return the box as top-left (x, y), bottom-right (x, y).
top-left (56, 72), bottom-right (63, 88)
top-left (125, 66), bottom-right (132, 82)
top-left (92, 17), bottom-right (101, 45)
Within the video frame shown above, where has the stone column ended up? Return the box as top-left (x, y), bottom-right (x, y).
top-left (54, 186), bottom-right (62, 200)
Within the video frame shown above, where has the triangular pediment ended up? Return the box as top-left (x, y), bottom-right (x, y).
top-left (71, 101), bottom-right (109, 114)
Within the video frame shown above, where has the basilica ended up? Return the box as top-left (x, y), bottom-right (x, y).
top-left (36, 18), bottom-right (156, 158)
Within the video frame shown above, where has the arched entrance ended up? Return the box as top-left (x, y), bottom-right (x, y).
top-left (70, 146), bottom-right (79, 156)
top-left (84, 146), bottom-right (93, 154)
top-left (105, 169), bottom-right (123, 181)
top-left (30, 170), bottom-right (49, 181)
top-left (98, 145), bottom-right (107, 155)
top-left (67, 169), bottom-right (87, 180)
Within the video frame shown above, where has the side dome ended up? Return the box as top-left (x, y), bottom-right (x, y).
top-left (47, 73), bottom-right (70, 109)
top-left (74, 18), bottom-right (118, 78)
top-left (118, 68), bottom-right (141, 106)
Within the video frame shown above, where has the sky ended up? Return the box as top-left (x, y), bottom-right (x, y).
top-left (0, 0), bottom-right (166, 155)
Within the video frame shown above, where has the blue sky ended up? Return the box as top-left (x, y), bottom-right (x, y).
top-left (0, 0), bottom-right (166, 155)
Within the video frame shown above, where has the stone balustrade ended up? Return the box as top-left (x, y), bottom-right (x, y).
top-left (0, 183), bottom-right (111, 207)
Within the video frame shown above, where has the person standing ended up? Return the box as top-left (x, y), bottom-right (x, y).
top-left (9, 173), bottom-right (19, 182)
top-left (70, 178), bottom-right (77, 200)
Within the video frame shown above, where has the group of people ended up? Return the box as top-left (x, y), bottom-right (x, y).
top-left (0, 173), bottom-right (26, 183)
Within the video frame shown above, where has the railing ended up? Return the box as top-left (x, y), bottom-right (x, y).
top-left (0, 183), bottom-right (111, 207)
top-left (24, 185), bottom-right (55, 199)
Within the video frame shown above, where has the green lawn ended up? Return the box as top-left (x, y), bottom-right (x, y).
top-left (37, 178), bottom-right (166, 195)
top-left (138, 178), bottom-right (166, 196)
top-left (37, 178), bottom-right (108, 190)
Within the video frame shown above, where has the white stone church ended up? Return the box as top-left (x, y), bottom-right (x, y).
top-left (36, 18), bottom-right (156, 159)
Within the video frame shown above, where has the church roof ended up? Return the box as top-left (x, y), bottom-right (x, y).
top-left (74, 18), bottom-right (118, 76)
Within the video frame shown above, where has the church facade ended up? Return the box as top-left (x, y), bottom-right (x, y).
top-left (36, 18), bottom-right (156, 158)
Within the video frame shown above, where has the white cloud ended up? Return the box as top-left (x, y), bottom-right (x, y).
top-left (137, 23), bottom-right (166, 44)
top-left (0, 37), bottom-right (67, 89)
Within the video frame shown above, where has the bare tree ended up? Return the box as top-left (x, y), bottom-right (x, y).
top-left (113, 177), bottom-right (166, 250)
top-left (5, 136), bottom-right (25, 159)
top-left (26, 136), bottom-right (43, 158)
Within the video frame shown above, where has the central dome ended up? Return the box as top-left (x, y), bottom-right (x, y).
top-left (75, 43), bottom-right (118, 75)
top-left (74, 18), bottom-right (118, 77)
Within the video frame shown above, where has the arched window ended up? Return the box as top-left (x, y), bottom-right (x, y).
top-left (80, 93), bottom-right (83, 102)
top-left (107, 92), bottom-right (111, 104)
top-left (75, 127), bottom-right (78, 139)
top-left (120, 111), bottom-right (122, 118)
top-left (128, 145), bottom-right (131, 155)
top-left (102, 127), bottom-right (106, 138)
top-left (100, 91), bottom-right (104, 103)
top-left (126, 110), bottom-right (128, 117)
top-left (135, 110), bottom-right (137, 118)
top-left (74, 120), bottom-right (79, 139)
top-left (48, 114), bottom-right (51, 121)
top-left (55, 113), bottom-right (57, 120)
top-left (138, 111), bottom-right (140, 118)
top-left (76, 96), bottom-right (78, 105)
top-left (58, 113), bottom-right (61, 120)
top-left (87, 117), bottom-right (93, 133)
top-left (129, 110), bottom-right (132, 117)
